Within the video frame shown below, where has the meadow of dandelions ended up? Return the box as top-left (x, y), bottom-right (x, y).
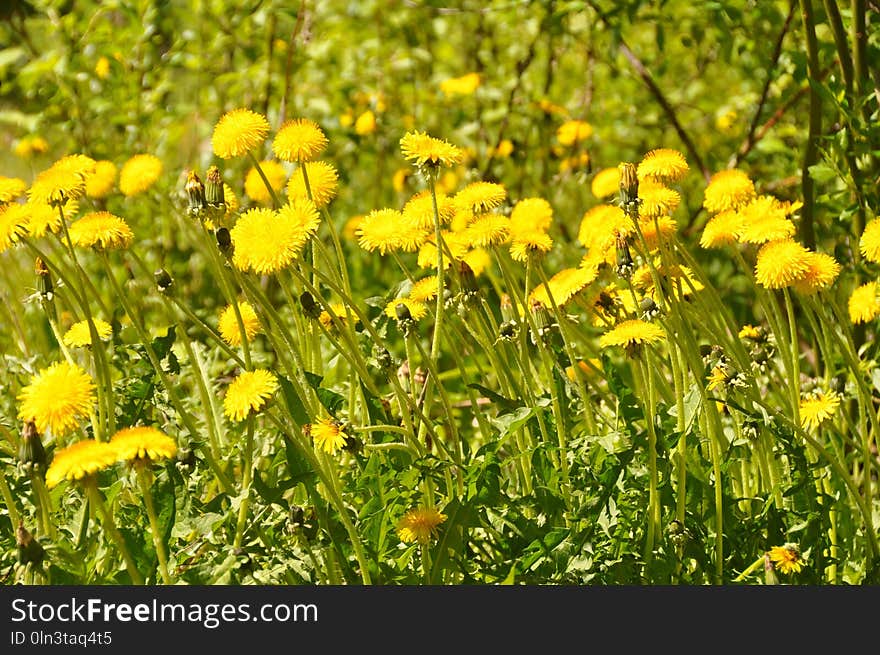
top-left (1, 5), bottom-right (879, 586)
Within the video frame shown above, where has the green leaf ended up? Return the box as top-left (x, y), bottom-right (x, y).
top-left (278, 375), bottom-right (310, 426)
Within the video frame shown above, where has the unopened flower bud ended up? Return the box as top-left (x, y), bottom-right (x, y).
top-left (395, 302), bottom-right (412, 322)
top-left (185, 170), bottom-right (206, 215)
top-left (458, 260), bottom-right (479, 297)
top-left (17, 522), bottom-right (45, 567)
top-left (300, 291), bottom-right (322, 320)
top-left (18, 419), bottom-right (46, 474)
top-left (35, 257), bottom-right (56, 323)
top-left (639, 295), bottom-right (659, 320)
top-left (618, 162), bottom-right (639, 208)
top-left (205, 166), bottom-right (225, 207)
top-left (154, 268), bottom-right (174, 294)
top-left (615, 232), bottom-right (634, 280)
top-left (215, 227), bottom-right (233, 255)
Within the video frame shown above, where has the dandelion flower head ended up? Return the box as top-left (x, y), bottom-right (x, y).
top-left (212, 108), bottom-right (270, 159)
top-left (17, 361), bottom-right (96, 436)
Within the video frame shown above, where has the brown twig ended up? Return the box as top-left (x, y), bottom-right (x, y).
top-left (279, 0), bottom-right (308, 125)
top-left (730, 2), bottom-right (797, 168)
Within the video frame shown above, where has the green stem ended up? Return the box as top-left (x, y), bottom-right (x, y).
top-left (137, 465), bottom-right (172, 584)
top-left (84, 481), bottom-right (144, 585)
top-left (233, 415), bottom-right (255, 550)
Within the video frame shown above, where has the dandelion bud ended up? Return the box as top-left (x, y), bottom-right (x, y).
top-left (154, 268), bottom-right (174, 294)
top-left (529, 299), bottom-right (551, 344)
top-left (615, 233), bottom-right (634, 280)
top-left (18, 419), bottom-right (47, 474)
top-left (288, 505), bottom-right (318, 541)
top-left (300, 291), bottom-right (322, 320)
top-left (639, 296), bottom-right (659, 320)
top-left (395, 302), bottom-right (412, 323)
top-left (458, 260), bottom-right (479, 302)
top-left (16, 522), bottom-right (45, 568)
top-left (413, 367), bottom-right (427, 387)
top-left (372, 345), bottom-right (394, 371)
top-left (618, 162), bottom-right (639, 208)
top-left (215, 226), bottom-right (233, 255)
top-left (35, 257), bottom-right (56, 323)
top-left (498, 319), bottom-right (518, 341)
top-left (185, 170), bottom-right (206, 215)
top-left (205, 165), bottom-right (225, 207)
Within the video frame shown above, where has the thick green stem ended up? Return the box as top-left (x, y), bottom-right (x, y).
top-left (137, 466), bottom-right (172, 584)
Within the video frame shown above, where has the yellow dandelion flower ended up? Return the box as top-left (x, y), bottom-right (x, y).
top-left (703, 169), bottom-right (755, 214)
top-left (578, 204), bottom-right (631, 251)
top-left (69, 211), bottom-right (134, 250)
top-left (244, 160), bottom-right (287, 203)
top-left (590, 167), bottom-right (620, 199)
top-left (85, 160), bottom-right (118, 199)
top-left (62, 319), bottom-right (112, 348)
top-left (23, 200), bottom-right (66, 238)
top-left (223, 369), bottom-right (278, 422)
top-left (311, 417), bottom-right (349, 454)
top-left (567, 359), bottom-right (603, 383)
top-left (464, 214), bottom-right (510, 247)
top-left (399, 131), bottom-right (464, 170)
top-left (110, 426), bottom-right (177, 463)
top-left (754, 239), bottom-right (812, 289)
top-left (848, 281), bottom-right (880, 324)
top-left (343, 214), bottom-right (365, 241)
top-left (224, 183), bottom-right (240, 218)
top-left (13, 136), bottom-right (49, 159)
top-left (706, 366), bottom-right (729, 392)
top-left (440, 72), bottom-right (481, 97)
top-left (700, 210), bottom-right (743, 249)
top-left (510, 230), bottom-right (553, 263)
top-left (529, 267), bottom-right (597, 308)
top-left (385, 297), bottom-right (428, 322)
top-left (212, 108), bottom-right (270, 159)
top-left (273, 118), bottom-right (328, 162)
top-left (318, 302), bottom-right (358, 330)
top-left (637, 215), bottom-right (678, 250)
top-left (397, 507), bottom-right (447, 544)
top-left (509, 197), bottom-right (553, 237)
top-left (417, 232), bottom-right (470, 269)
top-left (28, 154), bottom-right (96, 205)
top-left (436, 169), bottom-right (459, 194)
top-left (859, 218), bottom-right (880, 263)
top-left (463, 247), bottom-right (491, 276)
top-left (736, 195), bottom-right (795, 244)
top-left (556, 119), bottom-right (593, 146)
top-left (453, 182), bottom-right (507, 215)
top-left (357, 208), bottom-right (428, 255)
top-left (354, 109), bottom-right (377, 135)
top-left (637, 148), bottom-right (689, 182)
top-left (287, 161), bottom-right (338, 208)
top-left (45, 439), bottom-right (117, 489)
top-left (738, 324), bottom-right (763, 340)
top-left (792, 252), bottom-right (841, 295)
top-left (487, 139), bottom-right (514, 159)
top-left (800, 391), bottom-right (840, 431)
top-left (218, 302), bottom-right (262, 346)
top-left (558, 152), bottom-right (590, 173)
top-left (409, 276), bottom-right (439, 303)
top-left (638, 179), bottom-right (681, 218)
top-left (768, 544), bottom-right (805, 575)
top-left (392, 168), bottom-right (412, 193)
top-left (537, 98), bottom-right (568, 116)
top-left (231, 200), bottom-right (320, 274)
top-left (600, 319), bottom-right (664, 349)
top-left (0, 176), bottom-right (27, 203)
top-left (0, 203), bottom-right (28, 253)
top-left (119, 154), bottom-right (163, 197)
top-left (17, 361), bottom-right (96, 436)
top-left (402, 190), bottom-right (455, 229)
